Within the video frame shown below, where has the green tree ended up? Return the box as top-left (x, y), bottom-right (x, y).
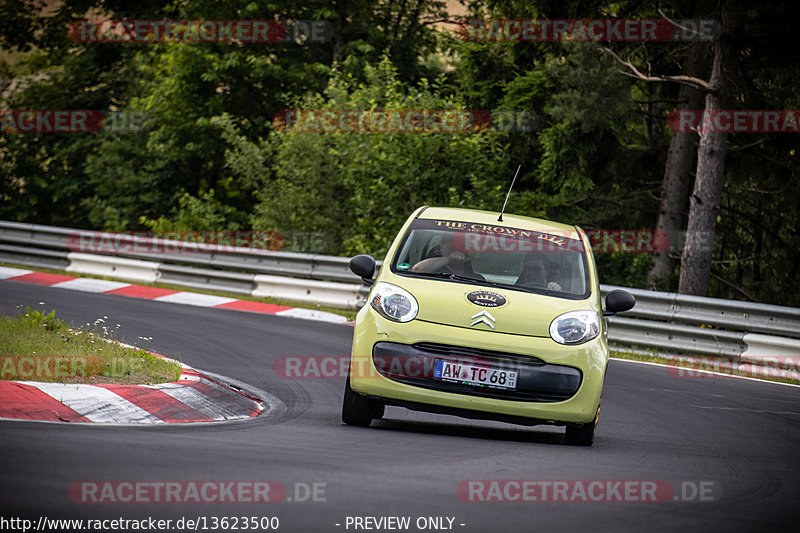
top-left (1, 0), bottom-right (452, 231)
top-left (230, 56), bottom-right (515, 256)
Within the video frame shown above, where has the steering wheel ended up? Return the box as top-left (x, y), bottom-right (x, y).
top-left (518, 280), bottom-right (547, 289)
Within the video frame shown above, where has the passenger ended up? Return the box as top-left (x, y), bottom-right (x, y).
top-left (516, 254), bottom-right (562, 291)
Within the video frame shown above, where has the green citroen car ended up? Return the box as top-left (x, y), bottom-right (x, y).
top-left (342, 206), bottom-right (635, 445)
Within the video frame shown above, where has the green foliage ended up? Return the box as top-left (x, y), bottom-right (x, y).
top-left (242, 56), bottom-right (513, 256)
top-left (25, 307), bottom-right (66, 332)
top-left (1, 0), bottom-right (448, 232)
top-left (1, 0), bottom-right (799, 304)
top-left (140, 190), bottom-right (242, 234)
top-left (594, 253), bottom-right (653, 289)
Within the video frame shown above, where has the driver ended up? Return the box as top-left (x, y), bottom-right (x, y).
top-left (412, 238), bottom-right (484, 280)
top-left (516, 254), bottom-right (562, 291)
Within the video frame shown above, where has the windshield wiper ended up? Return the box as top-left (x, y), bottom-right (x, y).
top-left (408, 271), bottom-right (458, 279)
top-left (407, 271), bottom-right (492, 285)
top-left (494, 282), bottom-right (558, 296)
top-left (409, 271), bottom-right (477, 282)
top-left (406, 270), bottom-right (576, 298)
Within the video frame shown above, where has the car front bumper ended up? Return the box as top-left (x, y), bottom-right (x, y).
top-left (349, 307), bottom-right (608, 425)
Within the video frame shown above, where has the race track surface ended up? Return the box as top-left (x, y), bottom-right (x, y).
top-left (1, 280), bottom-right (798, 532)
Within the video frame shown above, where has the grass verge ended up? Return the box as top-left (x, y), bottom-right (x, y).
top-left (0, 307), bottom-right (183, 384)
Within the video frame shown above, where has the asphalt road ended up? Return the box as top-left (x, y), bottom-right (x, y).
top-left (1, 280), bottom-right (798, 532)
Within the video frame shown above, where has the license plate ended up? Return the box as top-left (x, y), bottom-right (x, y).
top-left (433, 360), bottom-right (518, 390)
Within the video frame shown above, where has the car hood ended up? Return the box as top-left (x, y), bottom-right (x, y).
top-left (384, 274), bottom-right (596, 338)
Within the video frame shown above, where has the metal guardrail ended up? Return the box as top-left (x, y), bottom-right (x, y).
top-left (0, 221), bottom-right (357, 282)
top-left (2, 220), bottom-right (800, 361)
top-left (599, 284), bottom-right (800, 358)
top-left (602, 284), bottom-right (800, 338)
top-left (604, 316), bottom-right (747, 357)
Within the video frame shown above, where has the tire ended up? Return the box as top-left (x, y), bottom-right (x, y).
top-left (564, 407), bottom-right (599, 446)
top-left (342, 377), bottom-right (378, 427)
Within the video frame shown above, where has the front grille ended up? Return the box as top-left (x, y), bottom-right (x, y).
top-left (372, 341), bottom-right (581, 402)
top-left (412, 342), bottom-right (547, 366)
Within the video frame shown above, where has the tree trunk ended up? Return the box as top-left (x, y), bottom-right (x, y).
top-left (647, 48), bottom-right (706, 290)
top-left (678, 9), bottom-right (731, 296)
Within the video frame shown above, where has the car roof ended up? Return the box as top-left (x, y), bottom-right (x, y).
top-left (416, 206), bottom-right (581, 240)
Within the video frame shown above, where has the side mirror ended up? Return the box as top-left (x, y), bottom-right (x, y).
top-left (603, 289), bottom-right (635, 316)
top-left (350, 254), bottom-right (376, 285)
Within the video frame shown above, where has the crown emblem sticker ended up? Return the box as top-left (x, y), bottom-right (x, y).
top-left (466, 290), bottom-right (507, 308)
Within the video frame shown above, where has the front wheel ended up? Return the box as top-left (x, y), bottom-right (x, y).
top-left (342, 377), bottom-right (380, 427)
top-left (564, 407), bottom-right (599, 446)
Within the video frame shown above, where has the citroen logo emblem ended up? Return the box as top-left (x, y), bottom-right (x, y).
top-left (470, 310), bottom-right (496, 330)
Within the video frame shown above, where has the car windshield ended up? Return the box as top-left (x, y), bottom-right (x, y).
top-left (391, 218), bottom-right (590, 298)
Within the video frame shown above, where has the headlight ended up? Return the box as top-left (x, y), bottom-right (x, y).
top-left (550, 310), bottom-right (600, 345)
top-left (370, 282), bottom-right (419, 323)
